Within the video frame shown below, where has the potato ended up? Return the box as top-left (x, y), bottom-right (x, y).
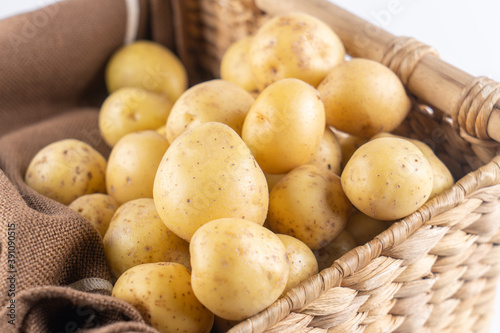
top-left (190, 218), bottom-right (289, 321)
top-left (154, 122), bottom-right (269, 242)
top-left (103, 198), bottom-right (190, 278)
top-left (310, 127), bottom-right (342, 175)
top-left (68, 193), bottom-right (118, 238)
top-left (165, 80), bottom-right (254, 143)
top-left (371, 132), bottom-right (454, 199)
top-left (25, 139), bottom-right (106, 205)
top-left (112, 262), bottom-right (214, 333)
top-left (277, 234), bottom-right (319, 294)
top-left (341, 137), bottom-right (433, 220)
top-left (212, 316), bottom-right (240, 333)
top-left (249, 12), bottom-right (345, 90)
top-left (267, 164), bottom-right (352, 250)
top-left (99, 87), bottom-right (173, 147)
top-left (156, 124), bottom-right (167, 138)
top-left (242, 78), bottom-right (325, 174)
top-left (220, 36), bottom-right (258, 92)
top-left (313, 230), bottom-right (356, 271)
top-left (105, 40), bottom-right (187, 103)
top-left (106, 130), bottom-right (169, 204)
top-left (338, 133), bottom-right (368, 170)
top-left (346, 211), bottom-right (393, 246)
top-left (318, 58), bottom-right (411, 138)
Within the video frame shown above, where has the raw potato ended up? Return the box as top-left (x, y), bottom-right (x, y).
top-left (371, 132), bottom-right (454, 199)
top-left (165, 80), bottom-right (254, 143)
top-left (106, 131), bottom-right (169, 204)
top-left (220, 36), bottom-right (258, 92)
top-left (112, 262), bottom-right (214, 333)
top-left (310, 127), bottom-right (342, 175)
top-left (318, 58), bottom-right (411, 138)
top-left (249, 12), bottom-right (345, 90)
top-left (99, 87), bottom-right (173, 147)
top-left (154, 122), bottom-right (269, 242)
top-left (156, 125), bottom-right (167, 138)
top-left (313, 230), bottom-right (356, 271)
top-left (25, 139), bottom-right (106, 205)
top-left (341, 137), bottom-right (433, 220)
top-left (346, 210), bottom-right (392, 245)
top-left (277, 234), bottom-right (319, 294)
top-left (338, 133), bottom-right (368, 170)
top-left (103, 198), bottom-right (191, 278)
top-left (267, 164), bottom-right (352, 250)
top-left (242, 78), bottom-right (325, 174)
top-left (105, 40), bottom-right (187, 103)
top-left (190, 218), bottom-right (289, 321)
top-left (69, 193), bottom-right (119, 238)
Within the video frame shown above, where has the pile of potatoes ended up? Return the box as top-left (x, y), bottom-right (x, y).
top-left (24, 12), bottom-right (454, 333)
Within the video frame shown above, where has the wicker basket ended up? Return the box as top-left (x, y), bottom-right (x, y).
top-left (169, 0), bottom-right (500, 332)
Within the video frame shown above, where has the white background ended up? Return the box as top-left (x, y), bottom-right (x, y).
top-left (1, 0), bottom-right (499, 331)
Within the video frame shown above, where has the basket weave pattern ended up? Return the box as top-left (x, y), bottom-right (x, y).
top-left (174, 1), bottom-right (500, 332)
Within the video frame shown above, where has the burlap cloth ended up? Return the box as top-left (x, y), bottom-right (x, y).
top-left (0, 0), bottom-right (184, 331)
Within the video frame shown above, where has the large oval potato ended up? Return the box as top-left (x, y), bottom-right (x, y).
top-left (106, 130), bottom-right (169, 204)
top-left (190, 218), bottom-right (289, 321)
top-left (220, 36), bottom-right (258, 92)
top-left (154, 122), bottom-right (269, 242)
top-left (165, 80), bottom-right (254, 143)
top-left (25, 139), bottom-right (106, 205)
top-left (99, 87), bottom-right (172, 147)
top-left (268, 164), bottom-right (352, 250)
top-left (249, 12), bottom-right (345, 90)
top-left (112, 262), bottom-right (214, 333)
top-left (341, 137), bottom-right (433, 220)
top-left (105, 40), bottom-right (187, 103)
top-left (318, 58), bottom-right (411, 138)
top-left (242, 78), bottom-right (325, 174)
top-left (103, 198), bottom-right (191, 278)
top-left (69, 193), bottom-right (119, 238)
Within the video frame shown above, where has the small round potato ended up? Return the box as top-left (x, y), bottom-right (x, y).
top-left (69, 193), bottom-right (119, 238)
top-left (341, 137), bottom-right (433, 220)
top-left (112, 262), bottom-right (214, 333)
top-left (220, 36), bottom-right (258, 92)
top-left (165, 80), bottom-right (254, 143)
top-left (318, 58), bottom-right (411, 138)
top-left (99, 87), bottom-right (173, 147)
top-left (277, 234), bottom-right (319, 294)
top-left (105, 40), bottom-right (187, 103)
top-left (313, 230), bottom-right (356, 271)
top-left (338, 133), bottom-right (368, 170)
top-left (249, 12), bottom-right (345, 90)
top-left (154, 122), bottom-right (269, 242)
top-left (103, 198), bottom-right (191, 279)
top-left (190, 218), bottom-right (289, 321)
top-left (25, 139), bottom-right (106, 205)
top-left (310, 127), bottom-right (342, 176)
top-left (267, 164), bottom-right (353, 250)
top-left (242, 78), bottom-right (325, 174)
top-left (106, 130), bottom-right (169, 204)
top-left (346, 210), bottom-right (393, 246)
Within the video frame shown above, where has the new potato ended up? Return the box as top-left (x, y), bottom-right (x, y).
top-left (313, 230), bottom-right (357, 271)
top-left (69, 193), bottom-right (119, 238)
top-left (154, 122), bottom-right (269, 242)
top-left (220, 36), bottom-right (257, 92)
top-left (25, 139), bottom-right (106, 205)
top-left (190, 218), bottom-right (289, 321)
top-left (346, 211), bottom-right (392, 246)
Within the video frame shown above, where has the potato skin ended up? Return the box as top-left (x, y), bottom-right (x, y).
top-left (69, 193), bottom-right (118, 238)
top-left (165, 80), bottom-right (254, 143)
top-left (318, 58), bottom-right (411, 138)
top-left (277, 234), bottom-right (319, 294)
top-left (154, 122), bottom-right (269, 242)
top-left (267, 164), bottom-right (352, 250)
top-left (341, 137), bottom-right (433, 220)
top-left (105, 40), bottom-right (187, 103)
top-left (103, 198), bottom-right (190, 279)
top-left (249, 12), bottom-right (345, 90)
top-left (106, 130), bottom-right (169, 204)
top-left (190, 218), bottom-right (289, 321)
top-left (313, 230), bottom-right (356, 271)
top-left (220, 36), bottom-right (258, 92)
top-left (112, 262), bottom-right (214, 333)
top-left (25, 139), bottom-right (106, 205)
top-left (346, 210), bottom-right (393, 246)
top-left (99, 87), bottom-right (172, 147)
top-left (310, 127), bottom-right (342, 176)
top-left (242, 78), bottom-right (325, 174)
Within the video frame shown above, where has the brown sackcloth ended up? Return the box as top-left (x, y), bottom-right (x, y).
top-left (0, 0), bottom-right (182, 331)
